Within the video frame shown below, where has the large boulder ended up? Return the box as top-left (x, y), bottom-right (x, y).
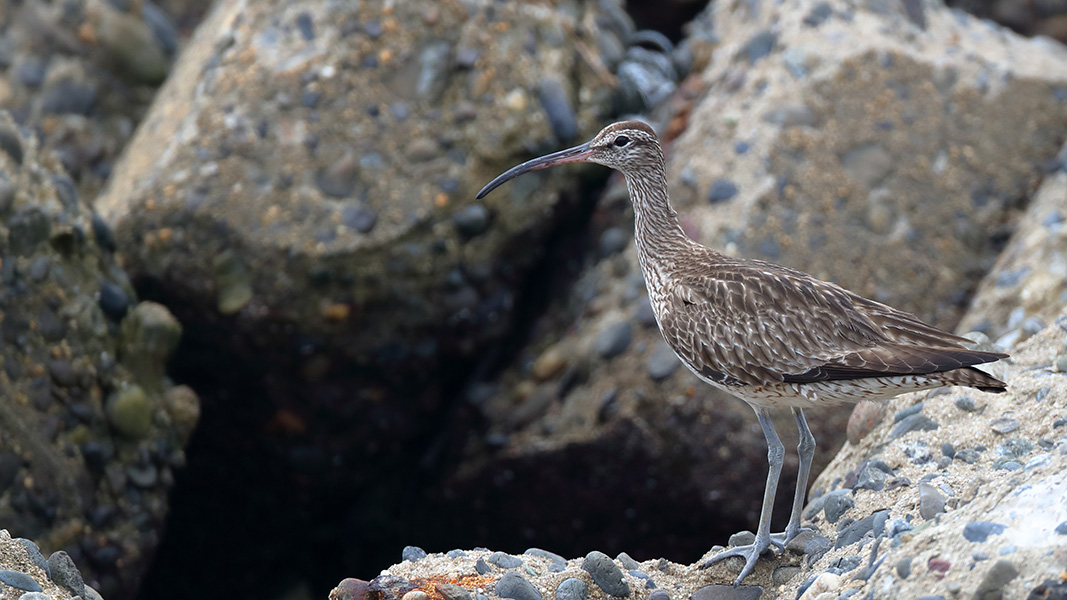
top-left (414, 0), bottom-right (1067, 570)
top-left (667, 0), bottom-right (1067, 328)
top-left (0, 112), bottom-right (196, 600)
top-left (97, 0), bottom-right (629, 371)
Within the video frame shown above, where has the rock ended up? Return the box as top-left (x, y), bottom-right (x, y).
top-left (895, 557), bottom-right (911, 579)
top-left (46, 551), bottom-right (85, 597)
top-left (973, 559), bottom-right (1017, 600)
top-left (918, 483), bottom-right (946, 520)
top-left (475, 558), bottom-right (490, 575)
top-left (452, 204), bottom-right (491, 238)
top-left (525, 548), bottom-right (566, 566)
top-left (707, 179), bottom-right (739, 203)
top-left (823, 489), bottom-right (854, 523)
top-left (963, 522), bottom-right (1007, 543)
top-left (120, 302), bottom-right (182, 390)
top-left (581, 551), bottom-right (630, 597)
top-left (556, 578), bottom-right (587, 600)
top-left (106, 385), bottom-right (153, 439)
top-left (594, 322), bottom-right (633, 359)
top-left (0, 569), bottom-right (42, 592)
top-left (402, 546), bottom-right (427, 562)
top-left (889, 414), bottom-right (940, 440)
top-left (487, 552), bottom-right (522, 569)
top-left (495, 572), bottom-right (541, 600)
top-left (990, 418), bottom-right (1020, 434)
top-left (847, 400), bottom-right (886, 444)
top-left (646, 342), bottom-right (680, 381)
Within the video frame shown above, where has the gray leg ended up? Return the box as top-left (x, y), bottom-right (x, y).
top-left (783, 408), bottom-right (816, 542)
top-left (702, 407), bottom-right (785, 586)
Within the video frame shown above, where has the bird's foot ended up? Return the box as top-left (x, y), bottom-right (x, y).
top-left (700, 533), bottom-right (783, 586)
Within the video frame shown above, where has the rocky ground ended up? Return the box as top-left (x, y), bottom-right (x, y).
top-left (0, 530), bottom-right (103, 600)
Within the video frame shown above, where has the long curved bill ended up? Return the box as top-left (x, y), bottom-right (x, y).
top-left (476, 142), bottom-right (594, 199)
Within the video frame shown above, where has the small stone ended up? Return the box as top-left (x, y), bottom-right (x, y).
top-left (402, 546), bottom-right (427, 562)
top-left (581, 551), bottom-right (630, 597)
top-left (963, 522), bottom-right (1007, 543)
top-left (599, 228), bottom-right (628, 256)
top-left (595, 321), bottom-right (633, 359)
top-left (847, 400), bottom-right (885, 444)
top-left (744, 30), bottom-right (776, 64)
top-left (46, 551), bottom-right (85, 597)
top-left (106, 385), bottom-right (152, 439)
top-left (488, 552), bottom-right (522, 569)
top-left (835, 513), bottom-right (878, 548)
top-left (17, 593), bottom-right (51, 600)
top-left (762, 104), bottom-right (816, 127)
top-left (332, 579), bottom-right (369, 600)
top-left (691, 584), bottom-right (763, 600)
top-left (539, 79), bottom-right (578, 141)
top-left (525, 548), bottom-right (566, 566)
top-left (707, 179), bottom-right (738, 203)
top-left (647, 591), bottom-right (669, 600)
top-left (1056, 522), bottom-right (1067, 535)
top-left (15, 539), bottom-right (48, 575)
top-left (342, 205), bottom-right (378, 233)
top-left (453, 204), bottom-right (490, 237)
top-left (855, 462), bottom-right (887, 491)
top-left (0, 570), bottom-right (41, 592)
top-left (956, 448), bottom-right (980, 464)
top-left (996, 438), bottom-right (1034, 459)
top-left (556, 578), bottom-right (588, 600)
top-left (728, 531), bottom-right (756, 546)
top-left (895, 557), bottom-right (912, 579)
top-left (436, 584), bottom-right (471, 600)
top-left (771, 566), bottom-right (800, 585)
top-left (495, 572), bottom-right (542, 600)
top-left (893, 402), bottom-right (924, 423)
top-left (973, 559), bottom-right (1017, 599)
top-left (99, 281), bottom-right (130, 321)
top-left (532, 347), bottom-right (567, 381)
top-left (475, 558), bottom-right (490, 575)
top-left (941, 442), bottom-right (955, 458)
top-left (823, 489), bottom-right (854, 523)
top-left (889, 413), bottom-right (939, 440)
top-left (918, 483), bottom-right (945, 520)
top-left (212, 250), bottom-right (253, 314)
top-left (616, 552), bottom-right (640, 570)
top-left (955, 396), bottom-right (977, 411)
top-left (403, 591), bottom-right (428, 600)
top-left (989, 418), bottom-right (1019, 434)
top-left (316, 153), bottom-right (360, 198)
top-left (647, 342), bottom-right (680, 381)
top-left (447, 549), bottom-right (468, 558)
top-left (126, 463), bottom-right (158, 487)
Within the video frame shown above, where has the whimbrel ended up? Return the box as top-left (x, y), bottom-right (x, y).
top-left (476, 121), bottom-right (1007, 586)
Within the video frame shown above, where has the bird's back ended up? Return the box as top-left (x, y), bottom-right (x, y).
top-left (646, 247), bottom-right (1006, 406)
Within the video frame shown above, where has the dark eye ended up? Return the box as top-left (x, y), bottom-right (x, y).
top-left (614, 135), bottom-right (630, 147)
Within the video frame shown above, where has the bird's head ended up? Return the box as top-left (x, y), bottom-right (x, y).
top-left (476, 120), bottom-right (661, 199)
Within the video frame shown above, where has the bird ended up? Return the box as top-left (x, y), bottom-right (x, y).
top-left (476, 120), bottom-right (1008, 586)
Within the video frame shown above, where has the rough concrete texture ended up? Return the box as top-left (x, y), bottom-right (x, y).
top-left (959, 155), bottom-right (1067, 348)
top-left (666, 0), bottom-right (1067, 329)
top-left (0, 0), bottom-right (205, 203)
top-left (0, 112), bottom-right (196, 600)
top-left (97, 0), bottom-right (628, 370)
top-left (341, 231), bottom-right (1067, 600)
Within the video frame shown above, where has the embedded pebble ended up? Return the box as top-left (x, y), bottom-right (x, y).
top-left (99, 281), bottom-right (130, 320)
top-left (487, 552), bottom-right (523, 569)
top-left (437, 584), bottom-right (472, 600)
top-left (556, 578), bottom-right (587, 600)
top-left (835, 513), bottom-right (879, 548)
top-left (918, 482), bottom-right (946, 519)
top-left (496, 572), bottom-right (542, 600)
top-left (17, 593), bottom-right (51, 600)
top-left (453, 204), bottom-right (490, 238)
top-left (647, 342), bottom-right (680, 380)
top-left (973, 559), bottom-right (1017, 599)
top-left (989, 418), bottom-right (1019, 434)
top-left (895, 557), bottom-right (911, 579)
top-left (963, 522), bottom-right (1007, 543)
top-left (106, 385), bottom-right (152, 439)
top-left (46, 551), bottom-right (85, 597)
top-left (403, 591), bottom-right (428, 600)
top-left (446, 550), bottom-right (467, 559)
top-left (691, 584), bottom-right (763, 600)
top-left (647, 590), bottom-right (670, 600)
top-left (1056, 522), bottom-right (1067, 535)
top-left (616, 552), bottom-right (640, 570)
top-left (402, 546), bottom-right (427, 562)
top-left (889, 413), bottom-right (939, 439)
top-left (893, 402), bottom-right (924, 422)
top-left (954, 396), bottom-right (977, 411)
top-left (996, 438), bottom-right (1033, 458)
top-left (581, 551), bottom-right (630, 597)
top-left (707, 179), bottom-right (739, 203)
top-left (475, 558), bottom-right (490, 575)
top-left (0, 570), bottom-right (41, 592)
top-left (744, 30), bottom-right (777, 64)
top-left (855, 462), bottom-right (887, 491)
top-left (342, 205), bottom-right (378, 233)
top-left (941, 442), bottom-right (955, 458)
top-left (595, 322), bottom-right (633, 359)
top-left (823, 489), bottom-right (854, 523)
top-left (15, 539), bottom-right (48, 575)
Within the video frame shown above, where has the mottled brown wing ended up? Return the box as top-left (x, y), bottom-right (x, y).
top-left (658, 260), bottom-right (1005, 387)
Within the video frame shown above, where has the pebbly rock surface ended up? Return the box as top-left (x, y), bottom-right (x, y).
top-left (97, 0), bottom-right (628, 372)
top-left (0, 0), bottom-right (207, 203)
top-left (0, 112), bottom-right (197, 600)
top-left (0, 529), bottom-right (104, 600)
top-left (958, 152), bottom-right (1067, 349)
top-left (665, 0), bottom-right (1067, 329)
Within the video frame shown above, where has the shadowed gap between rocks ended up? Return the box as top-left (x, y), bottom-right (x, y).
top-left (132, 172), bottom-right (632, 600)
